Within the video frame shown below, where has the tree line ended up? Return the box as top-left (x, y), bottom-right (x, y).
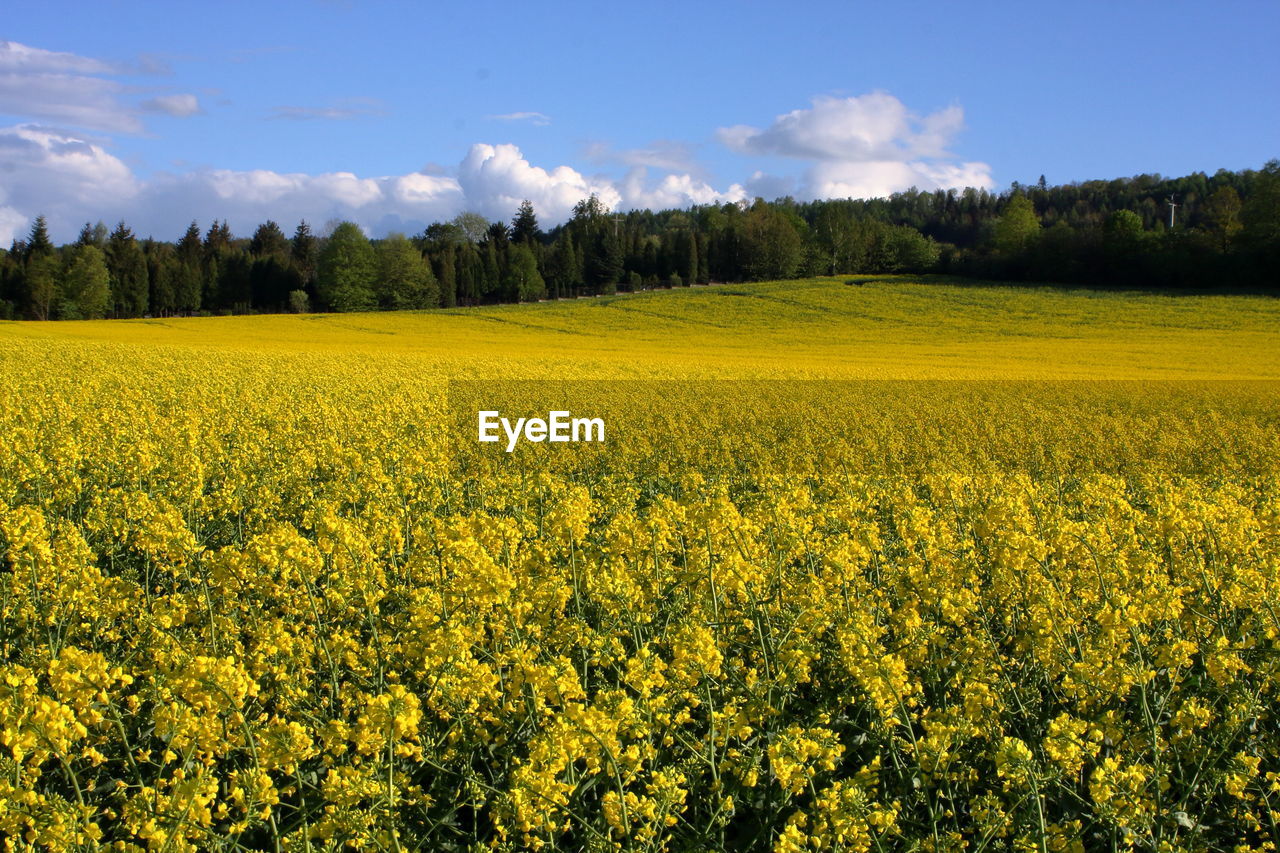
top-left (2, 160), bottom-right (1277, 320)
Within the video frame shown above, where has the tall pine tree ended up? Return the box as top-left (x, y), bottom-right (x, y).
top-left (511, 200), bottom-right (541, 244)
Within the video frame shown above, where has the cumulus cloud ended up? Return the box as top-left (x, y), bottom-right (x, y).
top-left (488, 111), bottom-right (551, 126)
top-left (457, 142), bottom-right (621, 222)
top-left (618, 168), bottom-right (746, 211)
top-left (134, 166), bottom-right (461, 240)
top-left (719, 93), bottom-right (948, 161)
top-left (141, 94), bottom-right (202, 117)
top-left (0, 125), bottom-right (139, 229)
top-left (0, 111), bottom-right (993, 246)
top-left (0, 123), bottom-right (459, 241)
top-left (718, 93), bottom-right (992, 200)
top-left (804, 160), bottom-right (992, 202)
top-left (2, 92), bottom-right (992, 244)
top-left (2, 124), bottom-right (754, 243)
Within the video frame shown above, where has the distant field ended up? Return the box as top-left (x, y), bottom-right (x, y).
top-left (3, 275), bottom-right (1279, 377)
top-left (1, 277), bottom-right (1278, 851)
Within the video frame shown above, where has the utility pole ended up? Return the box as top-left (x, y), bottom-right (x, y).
top-left (1166, 194), bottom-right (1179, 229)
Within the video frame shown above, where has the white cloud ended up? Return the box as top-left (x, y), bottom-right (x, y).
top-left (618, 168), bottom-right (746, 211)
top-left (0, 123), bottom-right (463, 241)
top-left (139, 167), bottom-right (460, 239)
top-left (0, 124), bottom-right (461, 239)
top-left (0, 125), bottom-right (139, 229)
top-left (389, 172), bottom-right (461, 206)
top-left (1, 44), bottom-right (1000, 242)
top-left (0, 41), bottom-right (118, 75)
top-left (0, 206), bottom-right (28, 247)
top-left (0, 71), bottom-right (142, 133)
top-left (141, 94), bottom-right (201, 117)
top-left (308, 172), bottom-right (385, 208)
top-left (489, 111), bottom-right (551, 126)
top-left (912, 105), bottom-right (966, 159)
top-left (808, 161), bottom-right (942, 201)
top-left (3, 126), bottom-right (755, 243)
top-left (719, 93), bottom-right (992, 200)
top-left (801, 158), bottom-right (993, 202)
top-left (718, 93), bottom-right (947, 161)
top-left (457, 142), bottom-right (621, 222)
top-left (0, 40), bottom-right (202, 133)
top-left (2, 99), bottom-right (986, 246)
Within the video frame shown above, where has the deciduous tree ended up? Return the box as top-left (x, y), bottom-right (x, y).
top-left (994, 194), bottom-right (1041, 255)
top-left (376, 234), bottom-right (438, 309)
top-left (318, 222), bottom-right (377, 311)
top-left (60, 243), bottom-right (111, 319)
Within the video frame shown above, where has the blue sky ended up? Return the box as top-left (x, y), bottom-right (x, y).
top-left (2, 0), bottom-right (1277, 243)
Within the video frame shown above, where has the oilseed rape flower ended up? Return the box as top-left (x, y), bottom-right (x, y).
top-left (2, 288), bottom-right (1280, 850)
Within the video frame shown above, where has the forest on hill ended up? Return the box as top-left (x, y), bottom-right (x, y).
top-left (1, 160), bottom-right (1277, 320)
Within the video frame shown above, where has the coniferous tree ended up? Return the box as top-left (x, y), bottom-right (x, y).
top-left (684, 230), bottom-right (698, 284)
top-left (482, 238), bottom-right (501, 300)
top-left (433, 245), bottom-right (458, 308)
top-left (455, 243), bottom-right (480, 305)
top-left (486, 221), bottom-right (510, 248)
top-left (542, 235), bottom-right (569, 299)
top-left (247, 221), bottom-right (295, 310)
top-left (204, 221), bottom-right (232, 257)
top-left (511, 200), bottom-right (540, 244)
top-left (19, 216), bottom-right (59, 319)
top-left (696, 232), bottom-right (710, 283)
top-left (175, 222), bottom-right (204, 313)
top-left (105, 222), bottom-right (148, 317)
top-left (217, 249), bottom-right (253, 311)
top-left (200, 221), bottom-right (232, 310)
top-left (177, 221), bottom-right (202, 262)
top-left (24, 216), bottom-right (54, 261)
top-left (0, 249), bottom-right (18, 319)
top-left (251, 256), bottom-right (296, 311)
top-left (292, 221), bottom-right (317, 290)
top-left (75, 223), bottom-right (97, 248)
top-left (74, 221), bottom-right (108, 250)
top-left (146, 241), bottom-right (179, 316)
top-left (250, 220), bottom-right (290, 259)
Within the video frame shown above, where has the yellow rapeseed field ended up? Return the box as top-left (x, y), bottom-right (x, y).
top-left (1, 276), bottom-right (1278, 851)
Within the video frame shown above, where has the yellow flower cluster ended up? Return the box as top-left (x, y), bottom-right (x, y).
top-left (1, 284), bottom-right (1279, 851)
